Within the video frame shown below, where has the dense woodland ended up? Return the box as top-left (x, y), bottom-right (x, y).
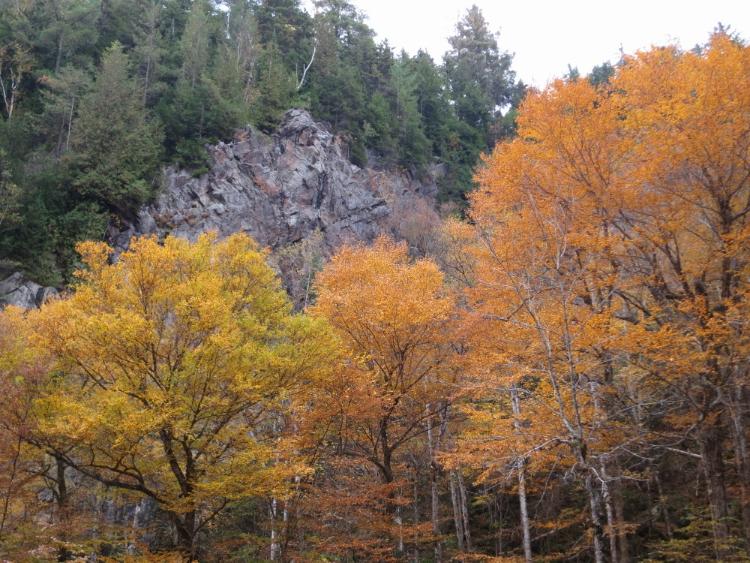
top-left (0, 0), bottom-right (526, 285)
top-left (1, 1), bottom-right (750, 562)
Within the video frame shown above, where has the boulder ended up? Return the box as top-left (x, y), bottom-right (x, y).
top-left (0, 271), bottom-right (57, 309)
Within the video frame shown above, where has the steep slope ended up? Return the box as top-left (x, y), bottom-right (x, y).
top-left (111, 109), bottom-right (438, 254)
top-left (2, 110), bottom-right (439, 309)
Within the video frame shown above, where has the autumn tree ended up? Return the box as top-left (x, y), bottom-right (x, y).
top-left (454, 31), bottom-right (750, 561)
top-left (307, 236), bottom-right (458, 559)
top-left (612, 35), bottom-right (750, 557)
top-left (0, 307), bottom-right (45, 555)
top-left (28, 232), bottom-right (336, 558)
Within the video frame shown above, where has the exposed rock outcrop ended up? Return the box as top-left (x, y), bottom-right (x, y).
top-left (0, 270), bottom-right (57, 309)
top-left (110, 109), bottom-right (438, 254)
top-left (3, 110), bottom-right (440, 311)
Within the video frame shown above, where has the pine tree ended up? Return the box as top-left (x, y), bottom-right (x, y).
top-left (443, 5), bottom-right (519, 146)
top-left (440, 5), bottom-right (523, 203)
top-left (409, 50), bottom-right (454, 159)
top-left (70, 41), bottom-right (162, 214)
top-left (391, 54), bottom-right (430, 171)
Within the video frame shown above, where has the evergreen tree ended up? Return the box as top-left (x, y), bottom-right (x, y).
top-left (70, 42), bottom-right (162, 213)
top-left (95, 0), bottom-right (153, 51)
top-left (214, 0), bottom-right (259, 110)
top-left (408, 50), bottom-right (454, 159)
top-left (159, 77), bottom-right (239, 172)
top-left (23, 0), bottom-right (100, 74)
top-left (444, 5), bottom-right (520, 146)
top-left (249, 42), bottom-right (298, 131)
top-left (442, 5), bottom-right (523, 202)
top-left (36, 65), bottom-right (92, 158)
top-left (588, 61), bottom-right (615, 86)
top-left (363, 90), bottom-right (396, 162)
top-left (255, 0), bottom-right (313, 75)
top-left (308, 2), bottom-right (371, 127)
top-left (180, 0), bottom-right (211, 90)
top-left (0, 0), bottom-right (530, 276)
top-left (158, 2), bottom-right (243, 170)
top-left (132, 0), bottom-right (165, 106)
top-left (0, 148), bottom-right (22, 235)
top-left (391, 54), bottom-right (430, 171)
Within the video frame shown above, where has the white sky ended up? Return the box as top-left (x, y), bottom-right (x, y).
top-left (306, 0), bottom-right (750, 87)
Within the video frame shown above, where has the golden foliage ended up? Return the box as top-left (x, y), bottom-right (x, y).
top-left (26, 232), bottom-right (337, 553)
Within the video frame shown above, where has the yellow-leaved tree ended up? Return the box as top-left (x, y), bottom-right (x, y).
top-left (0, 307), bottom-right (50, 555)
top-left (28, 232), bottom-right (336, 558)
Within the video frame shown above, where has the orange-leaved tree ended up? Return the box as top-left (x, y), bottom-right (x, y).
top-left (0, 307), bottom-right (51, 555)
top-left (307, 236), bottom-right (458, 560)
top-left (454, 31), bottom-right (750, 561)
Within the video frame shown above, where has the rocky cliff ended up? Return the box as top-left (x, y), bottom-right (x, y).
top-left (2, 109), bottom-right (439, 310)
top-left (111, 109), bottom-right (438, 255)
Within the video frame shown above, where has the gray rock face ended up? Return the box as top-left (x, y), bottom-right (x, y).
top-left (2, 110), bottom-right (438, 310)
top-left (111, 109), bottom-right (437, 253)
top-left (0, 271), bottom-right (58, 309)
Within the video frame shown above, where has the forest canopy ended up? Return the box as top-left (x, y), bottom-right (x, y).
top-left (1, 0), bottom-right (749, 560)
top-left (0, 0), bottom-right (523, 285)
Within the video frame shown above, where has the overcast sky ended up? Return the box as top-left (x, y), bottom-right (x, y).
top-left (307, 1), bottom-right (750, 87)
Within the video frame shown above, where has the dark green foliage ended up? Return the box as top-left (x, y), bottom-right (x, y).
top-left (443, 5), bottom-right (520, 142)
top-left (249, 43), bottom-right (299, 132)
top-left (390, 55), bottom-right (430, 171)
top-left (0, 147), bottom-right (23, 234)
top-left (564, 63), bottom-right (581, 82)
top-left (441, 4), bottom-right (523, 202)
top-left (589, 61), bottom-right (615, 86)
top-left (0, 0), bottom-right (524, 281)
top-left (408, 51), bottom-right (454, 158)
top-left (70, 42), bottom-right (163, 213)
top-left (363, 90), bottom-right (396, 161)
top-left (255, 0), bottom-right (313, 67)
top-left (158, 78), bottom-right (239, 172)
top-left (0, 161), bottom-right (107, 285)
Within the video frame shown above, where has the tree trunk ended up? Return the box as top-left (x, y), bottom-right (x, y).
top-left (699, 424), bottom-right (731, 557)
top-left (584, 471), bottom-right (605, 563)
top-left (517, 458), bottom-right (533, 563)
top-left (457, 470), bottom-right (472, 551)
top-left (613, 473), bottom-right (630, 562)
top-left (511, 387), bottom-right (533, 563)
top-left (55, 31), bottom-right (64, 75)
top-left (412, 474), bottom-right (420, 562)
top-left (449, 470), bottom-right (466, 552)
top-left (426, 404), bottom-right (442, 561)
top-left (170, 510), bottom-right (197, 561)
top-left (653, 469), bottom-right (673, 539)
top-left (602, 477), bottom-right (619, 563)
top-left (0, 434), bottom-right (23, 540)
top-left (142, 56), bottom-right (152, 106)
top-left (495, 494), bottom-right (503, 556)
top-left (65, 95), bottom-right (75, 152)
top-left (54, 454), bottom-right (68, 513)
top-left (270, 497), bottom-right (279, 560)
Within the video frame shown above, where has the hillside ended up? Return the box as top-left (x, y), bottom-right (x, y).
top-left (1, 2), bottom-right (749, 563)
top-left (0, 0), bottom-right (521, 286)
